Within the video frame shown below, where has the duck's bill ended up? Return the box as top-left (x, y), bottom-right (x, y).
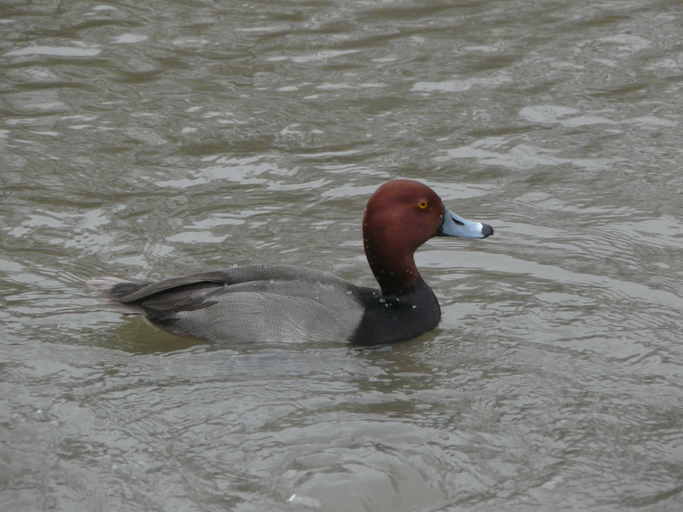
top-left (438, 208), bottom-right (494, 239)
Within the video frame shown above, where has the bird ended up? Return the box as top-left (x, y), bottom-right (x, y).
top-left (89, 179), bottom-right (493, 345)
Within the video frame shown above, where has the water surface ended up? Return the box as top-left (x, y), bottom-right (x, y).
top-left (1, 1), bottom-right (682, 511)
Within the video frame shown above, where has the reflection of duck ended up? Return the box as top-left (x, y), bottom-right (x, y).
top-left (90, 179), bottom-right (493, 345)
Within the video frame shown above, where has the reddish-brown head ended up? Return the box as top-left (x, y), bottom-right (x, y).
top-left (362, 179), bottom-right (493, 295)
top-left (362, 180), bottom-right (445, 294)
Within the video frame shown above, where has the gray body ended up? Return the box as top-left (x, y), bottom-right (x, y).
top-left (96, 265), bottom-right (366, 344)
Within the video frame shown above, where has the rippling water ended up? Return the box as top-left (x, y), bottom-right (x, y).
top-left (2, 1), bottom-right (682, 511)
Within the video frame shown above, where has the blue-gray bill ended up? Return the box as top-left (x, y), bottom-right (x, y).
top-left (438, 208), bottom-right (494, 239)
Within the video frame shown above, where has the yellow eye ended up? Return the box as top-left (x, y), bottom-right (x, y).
top-left (417, 200), bottom-right (429, 210)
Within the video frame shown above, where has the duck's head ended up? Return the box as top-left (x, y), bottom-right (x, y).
top-left (362, 179), bottom-right (493, 294)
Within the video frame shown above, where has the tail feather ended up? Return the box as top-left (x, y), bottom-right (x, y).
top-left (87, 277), bottom-right (149, 314)
top-left (110, 281), bottom-right (149, 301)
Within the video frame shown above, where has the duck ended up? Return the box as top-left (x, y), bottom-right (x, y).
top-left (90, 179), bottom-right (493, 345)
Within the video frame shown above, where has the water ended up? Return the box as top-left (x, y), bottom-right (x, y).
top-left (1, 0), bottom-right (682, 510)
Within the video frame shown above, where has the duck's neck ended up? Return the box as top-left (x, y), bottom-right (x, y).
top-left (364, 237), bottom-right (420, 296)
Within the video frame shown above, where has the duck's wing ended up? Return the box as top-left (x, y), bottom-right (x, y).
top-left (103, 265), bottom-right (356, 313)
top-left (110, 271), bottom-right (227, 304)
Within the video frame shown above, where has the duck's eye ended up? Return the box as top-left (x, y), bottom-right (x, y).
top-left (417, 200), bottom-right (429, 210)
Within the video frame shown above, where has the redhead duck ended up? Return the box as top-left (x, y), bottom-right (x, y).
top-left (91, 180), bottom-right (493, 345)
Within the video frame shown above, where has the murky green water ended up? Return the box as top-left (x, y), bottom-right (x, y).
top-left (2, 1), bottom-right (682, 510)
